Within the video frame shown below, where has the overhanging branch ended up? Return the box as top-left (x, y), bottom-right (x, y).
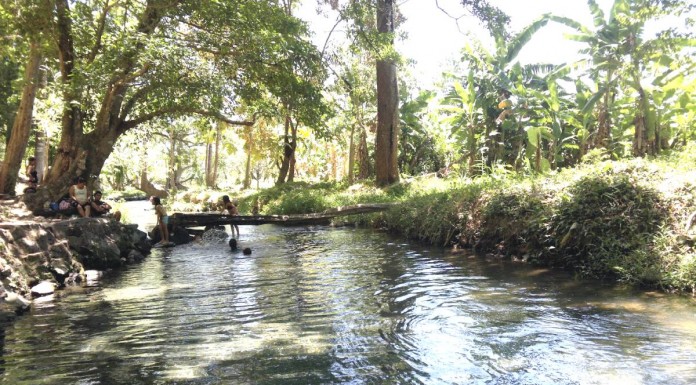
top-left (120, 108), bottom-right (255, 131)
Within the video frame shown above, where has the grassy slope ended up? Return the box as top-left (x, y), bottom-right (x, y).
top-left (173, 145), bottom-right (696, 293)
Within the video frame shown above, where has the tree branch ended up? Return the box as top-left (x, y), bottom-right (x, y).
top-left (121, 108), bottom-right (254, 131)
top-left (87, 0), bottom-right (119, 63)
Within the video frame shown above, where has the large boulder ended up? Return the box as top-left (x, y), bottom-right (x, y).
top-left (149, 225), bottom-right (193, 245)
top-left (50, 218), bottom-right (151, 270)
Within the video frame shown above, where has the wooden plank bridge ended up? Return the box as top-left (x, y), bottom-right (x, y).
top-left (169, 203), bottom-right (395, 228)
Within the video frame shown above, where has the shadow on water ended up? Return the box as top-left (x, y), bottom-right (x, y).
top-left (1, 223), bottom-right (695, 385)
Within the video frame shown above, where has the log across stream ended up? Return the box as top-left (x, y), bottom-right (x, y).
top-left (169, 203), bottom-right (395, 228)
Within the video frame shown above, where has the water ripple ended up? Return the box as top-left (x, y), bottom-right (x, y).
top-left (1, 225), bottom-right (695, 385)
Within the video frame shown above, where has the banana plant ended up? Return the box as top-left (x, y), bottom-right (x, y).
top-left (553, 0), bottom-right (694, 156)
top-left (440, 71), bottom-right (486, 176)
top-left (443, 14), bottom-right (561, 173)
top-left (517, 79), bottom-right (581, 171)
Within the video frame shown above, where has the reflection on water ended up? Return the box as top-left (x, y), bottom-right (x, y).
top-left (1, 222), bottom-right (695, 384)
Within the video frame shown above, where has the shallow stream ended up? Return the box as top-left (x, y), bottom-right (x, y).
top-left (1, 202), bottom-right (695, 384)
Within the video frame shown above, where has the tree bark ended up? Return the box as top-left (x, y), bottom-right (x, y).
top-left (34, 125), bottom-right (49, 184)
top-left (347, 123), bottom-right (356, 183)
top-left (167, 130), bottom-right (176, 190)
top-left (139, 168), bottom-right (168, 198)
top-left (0, 41), bottom-right (42, 195)
top-left (375, 0), bottom-right (399, 186)
top-left (276, 114), bottom-right (296, 185)
top-left (243, 127), bottom-right (253, 189)
top-left (212, 120), bottom-right (222, 185)
top-left (358, 127), bottom-right (370, 180)
top-left (205, 142), bottom-right (213, 187)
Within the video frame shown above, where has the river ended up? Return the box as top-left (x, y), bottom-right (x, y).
top-left (1, 201), bottom-right (695, 384)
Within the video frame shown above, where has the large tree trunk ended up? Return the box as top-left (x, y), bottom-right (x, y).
top-left (288, 152), bottom-right (296, 182)
top-left (374, 0), bottom-right (399, 186)
top-left (205, 142), bottom-right (213, 187)
top-left (167, 130), bottom-right (176, 191)
top-left (0, 41), bottom-right (42, 195)
top-left (139, 168), bottom-right (168, 198)
top-left (45, 0), bottom-right (83, 185)
top-left (243, 127), bottom-right (253, 189)
top-left (347, 123), bottom-right (356, 183)
top-left (276, 115), bottom-right (296, 185)
top-left (212, 120), bottom-right (221, 185)
top-left (34, 126), bottom-right (49, 184)
top-left (204, 121), bottom-right (222, 188)
top-left (358, 127), bottom-right (370, 180)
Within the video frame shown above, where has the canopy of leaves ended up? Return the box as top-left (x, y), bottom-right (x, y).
top-left (63, 0), bottom-right (328, 133)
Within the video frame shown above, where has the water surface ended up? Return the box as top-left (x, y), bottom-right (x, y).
top-left (1, 221), bottom-right (695, 384)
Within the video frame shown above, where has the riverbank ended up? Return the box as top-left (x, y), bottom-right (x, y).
top-left (0, 198), bottom-right (151, 318)
top-left (172, 146), bottom-right (696, 293)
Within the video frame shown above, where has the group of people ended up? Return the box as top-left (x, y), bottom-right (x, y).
top-left (54, 177), bottom-right (121, 221)
top-left (25, 157), bottom-right (120, 221)
top-left (149, 194), bottom-right (239, 247)
top-left (28, 153), bottom-right (243, 248)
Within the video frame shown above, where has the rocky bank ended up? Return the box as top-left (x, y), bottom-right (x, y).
top-left (0, 198), bottom-right (151, 318)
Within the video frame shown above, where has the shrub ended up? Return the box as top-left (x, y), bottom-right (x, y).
top-left (539, 174), bottom-right (667, 279)
top-left (476, 189), bottom-right (547, 256)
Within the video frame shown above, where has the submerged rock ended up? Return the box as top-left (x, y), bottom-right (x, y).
top-left (30, 281), bottom-right (56, 297)
top-left (149, 225), bottom-right (193, 245)
top-left (2, 291), bottom-right (31, 312)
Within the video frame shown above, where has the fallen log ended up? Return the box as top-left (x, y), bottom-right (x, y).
top-left (169, 203), bottom-right (395, 228)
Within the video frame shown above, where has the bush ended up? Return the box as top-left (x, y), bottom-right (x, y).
top-left (539, 174), bottom-right (667, 279)
top-left (476, 189), bottom-right (547, 256)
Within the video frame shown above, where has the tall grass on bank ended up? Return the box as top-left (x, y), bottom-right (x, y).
top-left (170, 146), bottom-right (696, 293)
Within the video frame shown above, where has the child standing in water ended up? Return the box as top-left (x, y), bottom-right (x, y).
top-left (151, 196), bottom-right (170, 245)
top-left (221, 195), bottom-right (240, 239)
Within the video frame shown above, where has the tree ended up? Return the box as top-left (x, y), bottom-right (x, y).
top-left (22, 0), bottom-right (326, 209)
top-left (0, 0), bottom-right (52, 194)
top-left (0, 41), bottom-right (41, 194)
top-left (374, 0), bottom-right (399, 186)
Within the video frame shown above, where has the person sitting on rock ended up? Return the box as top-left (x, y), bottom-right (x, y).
top-left (68, 177), bottom-right (91, 217)
top-left (90, 190), bottom-right (121, 222)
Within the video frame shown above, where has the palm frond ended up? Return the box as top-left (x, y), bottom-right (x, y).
top-left (587, 0), bottom-right (607, 29)
top-left (504, 14), bottom-right (552, 64)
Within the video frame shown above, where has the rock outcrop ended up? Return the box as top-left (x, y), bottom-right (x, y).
top-left (51, 218), bottom-right (151, 269)
top-left (0, 216), bottom-right (151, 317)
